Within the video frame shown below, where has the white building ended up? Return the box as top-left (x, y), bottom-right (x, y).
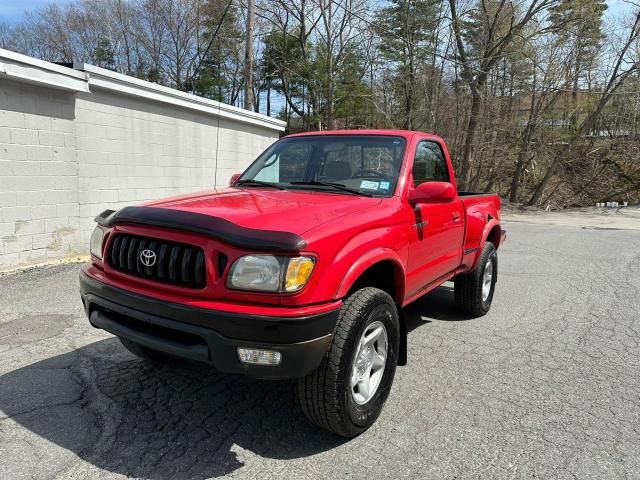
top-left (0, 49), bottom-right (285, 271)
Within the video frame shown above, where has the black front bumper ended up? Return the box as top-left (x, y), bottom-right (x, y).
top-left (79, 269), bottom-right (339, 379)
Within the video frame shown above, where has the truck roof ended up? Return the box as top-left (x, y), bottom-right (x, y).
top-left (285, 129), bottom-right (444, 142)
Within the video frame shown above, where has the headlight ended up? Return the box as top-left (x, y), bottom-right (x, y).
top-left (227, 255), bottom-right (315, 292)
top-left (89, 226), bottom-right (105, 259)
top-left (228, 255), bottom-right (282, 291)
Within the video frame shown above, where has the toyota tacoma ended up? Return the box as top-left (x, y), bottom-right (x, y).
top-left (80, 130), bottom-right (506, 437)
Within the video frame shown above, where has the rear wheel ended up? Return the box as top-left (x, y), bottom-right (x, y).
top-left (454, 242), bottom-right (497, 317)
top-left (297, 287), bottom-right (400, 437)
top-left (119, 337), bottom-right (177, 363)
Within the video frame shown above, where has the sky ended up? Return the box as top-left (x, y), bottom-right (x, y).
top-left (1, 0), bottom-right (56, 24)
top-left (1, 0), bottom-right (637, 26)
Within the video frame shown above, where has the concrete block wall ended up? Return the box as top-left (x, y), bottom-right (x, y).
top-left (73, 89), bottom-right (278, 244)
top-left (0, 78), bottom-right (81, 268)
top-left (215, 120), bottom-right (279, 184)
top-left (0, 49), bottom-right (284, 271)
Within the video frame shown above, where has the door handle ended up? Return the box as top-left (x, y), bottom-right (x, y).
top-left (452, 213), bottom-right (462, 223)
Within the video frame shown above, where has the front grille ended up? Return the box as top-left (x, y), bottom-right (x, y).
top-left (108, 234), bottom-right (207, 289)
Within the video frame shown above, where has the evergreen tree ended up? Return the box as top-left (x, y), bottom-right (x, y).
top-left (94, 36), bottom-right (116, 70)
top-left (260, 29), bottom-right (315, 125)
top-left (376, 0), bottom-right (440, 130)
top-left (333, 48), bottom-right (373, 128)
top-left (194, 0), bottom-right (243, 102)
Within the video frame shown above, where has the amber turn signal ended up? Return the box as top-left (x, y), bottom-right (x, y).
top-left (284, 257), bottom-right (315, 292)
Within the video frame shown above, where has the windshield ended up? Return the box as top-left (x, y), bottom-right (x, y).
top-left (239, 135), bottom-right (406, 197)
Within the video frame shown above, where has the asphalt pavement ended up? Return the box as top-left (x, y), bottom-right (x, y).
top-left (0, 220), bottom-right (639, 479)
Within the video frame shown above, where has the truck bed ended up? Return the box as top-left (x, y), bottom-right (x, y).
top-left (460, 192), bottom-right (502, 263)
top-left (457, 191), bottom-right (497, 197)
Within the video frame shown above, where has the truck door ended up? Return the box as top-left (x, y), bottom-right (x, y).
top-left (406, 140), bottom-right (465, 297)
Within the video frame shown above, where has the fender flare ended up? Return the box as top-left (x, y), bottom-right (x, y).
top-left (335, 248), bottom-right (406, 303)
top-left (472, 220), bottom-right (502, 269)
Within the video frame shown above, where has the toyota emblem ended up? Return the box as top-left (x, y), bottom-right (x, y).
top-left (140, 249), bottom-right (157, 267)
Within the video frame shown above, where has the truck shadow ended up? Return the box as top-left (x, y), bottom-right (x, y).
top-left (403, 284), bottom-right (475, 328)
top-left (0, 338), bottom-right (345, 479)
top-left (0, 285), bottom-right (470, 478)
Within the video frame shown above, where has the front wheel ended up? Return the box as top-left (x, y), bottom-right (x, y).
top-left (297, 287), bottom-right (400, 437)
top-left (454, 241), bottom-right (497, 316)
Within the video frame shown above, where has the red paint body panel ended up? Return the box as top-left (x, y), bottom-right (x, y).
top-left (142, 188), bottom-right (382, 236)
top-left (85, 129), bottom-right (503, 317)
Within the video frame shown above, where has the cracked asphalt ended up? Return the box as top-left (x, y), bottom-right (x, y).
top-left (0, 220), bottom-right (639, 479)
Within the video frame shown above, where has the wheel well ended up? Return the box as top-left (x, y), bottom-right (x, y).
top-left (346, 260), bottom-right (403, 303)
top-left (487, 225), bottom-right (501, 248)
top-left (346, 260), bottom-right (407, 366)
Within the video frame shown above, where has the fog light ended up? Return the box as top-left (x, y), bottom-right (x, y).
top-left (237, 348), bottom-right (282, 366)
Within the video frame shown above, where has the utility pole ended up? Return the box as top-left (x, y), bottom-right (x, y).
top-left (244, 0), bottom-right (255, 111)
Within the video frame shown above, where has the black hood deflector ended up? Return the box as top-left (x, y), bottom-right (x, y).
top-left (94, 206), bottom-right (307, 252)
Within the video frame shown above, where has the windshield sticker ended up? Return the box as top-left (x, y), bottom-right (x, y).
top-left (360, 180), bottom-right (380, 190)
top-left (379, 181), bottom-right (390, 190)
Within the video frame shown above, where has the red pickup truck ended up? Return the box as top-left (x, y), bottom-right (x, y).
top-left (80, 130), bottom-right (505, 436)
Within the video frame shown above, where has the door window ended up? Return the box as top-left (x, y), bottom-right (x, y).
top-left (412, 141), bottom-right (449, 185)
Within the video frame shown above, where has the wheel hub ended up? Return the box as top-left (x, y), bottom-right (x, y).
top-left (350, 321), bottom-right (388, 405)
top-left (482, 257), bottom-right (494, 302)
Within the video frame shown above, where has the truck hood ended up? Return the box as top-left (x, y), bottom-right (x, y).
top-left (143, 187), bottom-right (382, 236)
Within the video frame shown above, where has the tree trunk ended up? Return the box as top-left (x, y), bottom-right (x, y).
top-left (528, 160), bottom-right (557, 206)
top-left (266, 85), bottom-right (271, 117)
top-left (510, 72), bottom-right (538, 202)
top-left (459, 86), bottom-right (482, 190)
top-left (405, 44), bottom-right (415, 130)
top-left (326, 57), bottom-right (335, 130)
top-left (244, 0), bottom-right (255, 111)
top-left (509, 138), bottom-right (532, 202)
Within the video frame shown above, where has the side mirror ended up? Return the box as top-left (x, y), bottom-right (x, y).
top-left (408, 181), bottom-right (456, 204)
top-left (229, 173), bottom-right (242, 186)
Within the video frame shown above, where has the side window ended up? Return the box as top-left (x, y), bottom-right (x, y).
top-left (412, 141), bottom-right (449, 185)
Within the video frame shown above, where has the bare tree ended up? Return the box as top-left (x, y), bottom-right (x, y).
top-left (157, 0), bottom-right (203, 89)
top-left (244, 0), bottom-right (256, 110)
top-left (449, 0), bottom-right (558, 190)
top-left (529, 11), bottom-right (640, 205)
top-left (509, 35), bottom-right (572, 201)
top-left (135, 0), bottom-right (168, 81)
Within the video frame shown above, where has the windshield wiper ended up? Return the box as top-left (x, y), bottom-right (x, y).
top-left (289, 181), bottom-right (373, 197)
top-left (235, 179), bottom-right (285, 190)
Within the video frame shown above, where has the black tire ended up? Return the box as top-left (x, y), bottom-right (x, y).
top-left (297, 287), bottom-right (400, 437)
top-left (118, 337), bottom-right (176, 363)
top-left (454, 241), bottom-right (497, 317)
